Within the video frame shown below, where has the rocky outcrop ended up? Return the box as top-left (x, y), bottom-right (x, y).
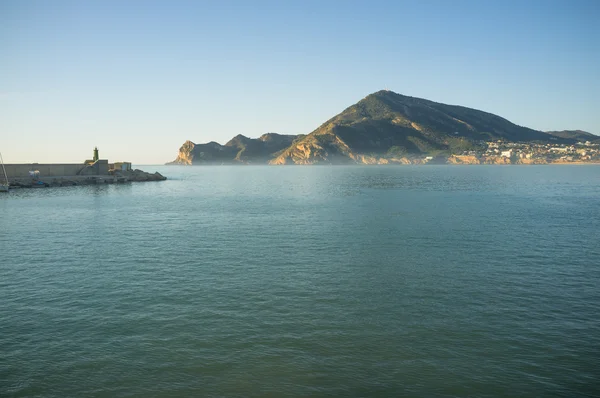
top-left (168, 134), bottom-right (300, 165)
top-left (516, 158), bottom-right (548, 165)
top-left (269, 132), bottom-right (354, 164)
top-left (483, 156), bottom-right (512, 165)
top-left (447, 155), bottom-right (481, 164)
top-left (117, 169), bottom-right (167, 182)
top-left (167, 140), bottom-right (238, 165)
top-left (169, 140), bottom-right (197, 165)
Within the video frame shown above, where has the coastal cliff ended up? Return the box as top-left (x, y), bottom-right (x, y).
top-left (168, 134), bottom-right (300, 165)
top-left (170, 140), bottom-right (198, 165)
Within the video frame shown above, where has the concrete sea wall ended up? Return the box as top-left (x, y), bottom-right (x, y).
top-left (4, 160), bottom-right (110, 178)
top-left (4, 163), bottom-right (85, 178)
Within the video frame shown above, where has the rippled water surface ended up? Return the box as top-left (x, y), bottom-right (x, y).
top-left (1, 165), bottom-right (599, 397)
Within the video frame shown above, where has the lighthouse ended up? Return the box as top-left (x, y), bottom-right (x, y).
top-left (93, 147), bottom-right (99, 162)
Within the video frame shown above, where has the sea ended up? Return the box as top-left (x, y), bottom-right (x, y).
top-left (1, 165), bottom-right (599, 397)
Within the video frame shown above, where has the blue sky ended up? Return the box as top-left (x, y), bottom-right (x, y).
top-left (1, 0), bottom-right (598, 163)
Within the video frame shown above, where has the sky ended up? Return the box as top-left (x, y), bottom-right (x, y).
top-left (1, 0), bottom-right (599, 164)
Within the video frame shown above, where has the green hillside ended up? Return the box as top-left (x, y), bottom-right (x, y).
top-left (271, 90), bottom-right (566, 164)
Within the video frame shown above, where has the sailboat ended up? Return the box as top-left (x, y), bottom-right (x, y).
top-left (0, 152), bottom-right (9, 192)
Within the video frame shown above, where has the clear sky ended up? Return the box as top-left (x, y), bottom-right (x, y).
top-left (1, 0), bottom-right (599, 164)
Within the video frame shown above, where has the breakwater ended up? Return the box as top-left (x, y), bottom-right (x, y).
top-left (4, 163), bottom-right (166, 188)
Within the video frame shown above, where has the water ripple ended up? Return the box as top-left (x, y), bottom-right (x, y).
top-left (1, 166), bottom-right (599, 397)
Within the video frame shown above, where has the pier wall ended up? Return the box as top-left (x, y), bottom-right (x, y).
top-left (4, 163), bottom-right (86, 178)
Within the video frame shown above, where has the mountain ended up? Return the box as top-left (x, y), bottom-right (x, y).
top-left (169, 90), bottom-right (589, 165)
top-left (270, 90), bottom-right (569, 165)
top-left (168, 133), bottom-right (300, 165)
top-left (545, 130), bottom-right (598, 142)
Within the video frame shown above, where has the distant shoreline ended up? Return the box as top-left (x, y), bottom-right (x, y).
top-left (164, 161), bottom-right (600, 166)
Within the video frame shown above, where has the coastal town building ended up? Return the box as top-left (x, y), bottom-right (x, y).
top-left (112, 162), bottom-right (133, 172)
top-left (441, 140), bottom-right (599, 164)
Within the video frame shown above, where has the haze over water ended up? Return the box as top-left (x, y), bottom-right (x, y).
top-left (1, 165), bottom-right (599, 397)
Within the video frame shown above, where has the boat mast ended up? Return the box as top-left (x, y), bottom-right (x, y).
top-left (0, 152), bottom-right (9, 185)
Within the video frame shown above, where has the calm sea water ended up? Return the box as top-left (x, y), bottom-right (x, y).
top-left (1, 165), bottom-right (599, 397)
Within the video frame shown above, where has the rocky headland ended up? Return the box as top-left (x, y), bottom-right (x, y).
top-left (168, 133), bottom-right (301, 165)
